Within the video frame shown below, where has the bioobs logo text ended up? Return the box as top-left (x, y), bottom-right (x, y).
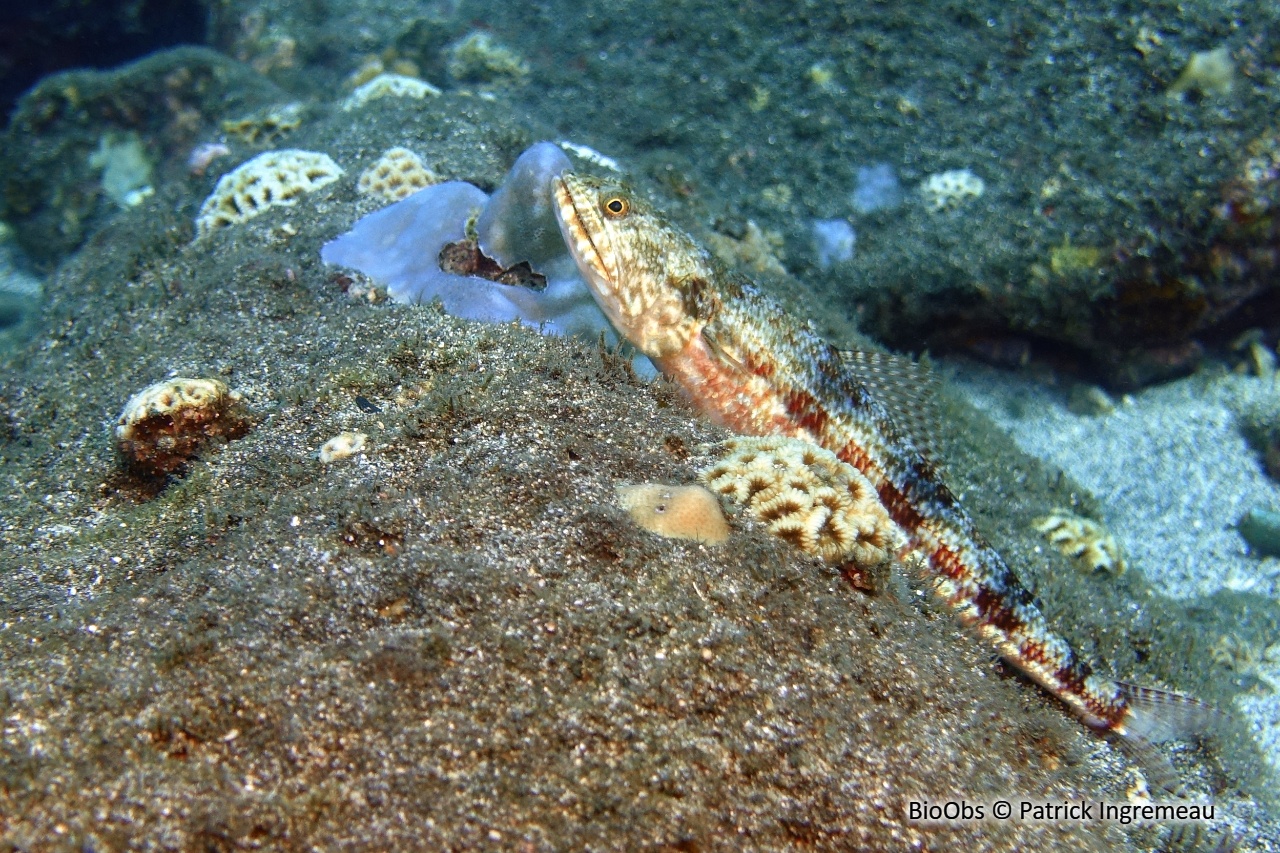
top-left (908, 800), bottom-right (985, 823)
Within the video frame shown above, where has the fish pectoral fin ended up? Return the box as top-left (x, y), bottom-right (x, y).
top-left (676, 274), bottom-right (721, 322)
top-left (701, 327), bottom-right (750, 377)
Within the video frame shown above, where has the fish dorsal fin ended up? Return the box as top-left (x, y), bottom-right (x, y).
top-left (839, 349), bottom-right (945, 464)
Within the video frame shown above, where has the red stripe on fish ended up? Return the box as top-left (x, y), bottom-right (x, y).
top-left (552, 170), bottom-right (1215, 767)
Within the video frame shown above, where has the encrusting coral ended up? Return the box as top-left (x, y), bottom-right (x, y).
top-left (615, 483), bottom-right (730, 545)
top-left (342, 73), bottom-right (441, 111)
top-left (357, 147), bottom-right (441, 203)
top-left (699, 436), bottom-right (902, 567)
top-left (115, 377), bottom-right (251, 477)
top-left (1032, 510), bottom-right (1125, 574)
top-left (197, 150), bottom-right (343, 236)
top-left (445, 32), bottom-right (529, 84)
top-left (920, 168), bottom-right (985, 213)
top-left (221, 103), bottom-right (305, 145)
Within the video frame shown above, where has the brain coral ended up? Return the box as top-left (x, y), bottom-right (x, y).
top-left (196, 149), bottom-right (343, 236)
top-left (700, 437), bottom-right (902, 567)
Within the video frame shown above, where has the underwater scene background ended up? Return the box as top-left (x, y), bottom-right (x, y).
top-left (2, 0), bottom-right (1280, 849)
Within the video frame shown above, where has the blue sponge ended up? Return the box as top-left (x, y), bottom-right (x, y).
top-left (322, 142), bottom-right (639, 350)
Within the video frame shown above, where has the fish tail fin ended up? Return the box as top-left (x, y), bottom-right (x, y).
top-left (1117, 681), bottom-right (1221, 743)
top-left (1113, 681), bottom-right (1223, 794)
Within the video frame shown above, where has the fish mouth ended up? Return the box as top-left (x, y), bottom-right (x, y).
top-left (553, 174), bottom-right (615, 289)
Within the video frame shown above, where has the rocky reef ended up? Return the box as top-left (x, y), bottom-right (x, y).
top-left (188, 0), bottom-right (1280, 388)
top-left (0, 47), bottom-right (285, 266)
top-left (7, 0), bottom-right (1280, 387)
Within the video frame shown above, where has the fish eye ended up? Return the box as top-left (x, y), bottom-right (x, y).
top-left (602, 196), bottom-right (630, 218)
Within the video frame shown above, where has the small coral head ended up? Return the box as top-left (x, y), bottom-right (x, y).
top-left (553, 172), bottom-right (719, 359)
top-left (115, 377), bottom-right (250, 478)
top-left (616, 483), bottom-right (730, 545)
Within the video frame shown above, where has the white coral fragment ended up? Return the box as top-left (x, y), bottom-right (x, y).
top-left (699, 436), bottom-right (902, 567)
top-left (920, 168), bottom-right (985, 213)
top-left (196, 150), bottom-right (343, 236)
top-left (1032, 510), bottom-right (1125, 574)
top-left (318, 431), bottom-right (368, 463)
top-left (1167, 46), bottom-right (1234, 99)
top-left (342, 73), bottom-right (441, 111)
top-left (357, 147), bottom-right (441, 203)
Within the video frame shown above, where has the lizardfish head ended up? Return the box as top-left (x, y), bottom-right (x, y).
top-left (553, 172), bottom-right (720, 359)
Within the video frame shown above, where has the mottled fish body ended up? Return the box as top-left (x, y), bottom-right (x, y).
top-left (552, 171), bottom-right (1208, 751)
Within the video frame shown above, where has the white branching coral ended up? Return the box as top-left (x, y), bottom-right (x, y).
top-left (699, 436), bottom-right (902, 567)
top-left (196, 150), bottom-right (343, 236)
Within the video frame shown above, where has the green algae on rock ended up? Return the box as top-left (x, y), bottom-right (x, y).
top-left (1237, 508), bottom-right (1280, 559)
